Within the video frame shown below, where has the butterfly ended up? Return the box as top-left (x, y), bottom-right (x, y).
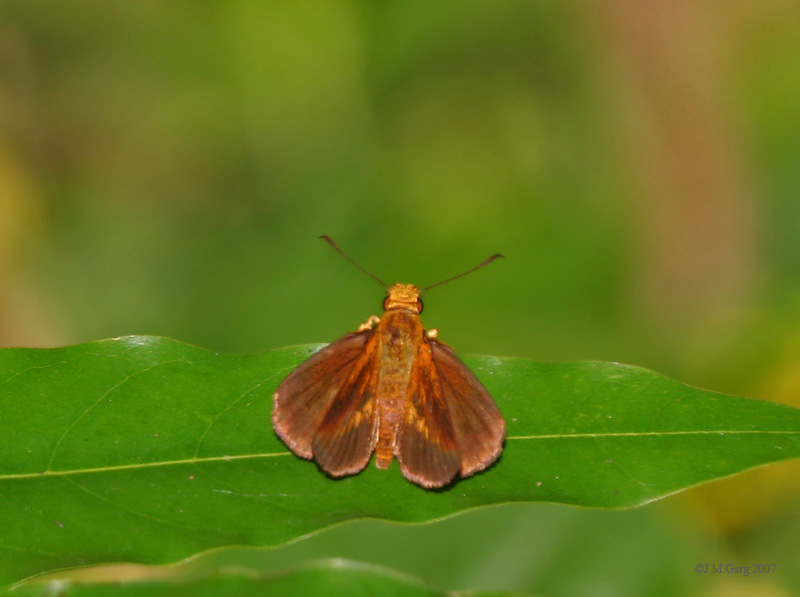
top-left (272, 237), bottom-right (505, 488)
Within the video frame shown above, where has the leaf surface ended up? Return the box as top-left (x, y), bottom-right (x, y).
top-left (1, 336), bottom-right (799, 584)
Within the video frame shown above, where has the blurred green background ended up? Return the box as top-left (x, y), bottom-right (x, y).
top-left (2, 1), bottom-right (800, 595)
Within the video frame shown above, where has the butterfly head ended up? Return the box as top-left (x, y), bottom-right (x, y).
top-left (384, 283), bottom-right (423, 314)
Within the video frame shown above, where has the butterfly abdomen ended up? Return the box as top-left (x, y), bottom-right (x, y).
top-left (373, 309), bottom-right (424, 469)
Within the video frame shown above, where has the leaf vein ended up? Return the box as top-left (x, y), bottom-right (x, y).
top-left (45, 359), bottom-right (195, 471)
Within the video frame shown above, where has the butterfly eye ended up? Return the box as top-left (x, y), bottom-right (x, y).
top-left (417, 298), bottom-right (424, 313)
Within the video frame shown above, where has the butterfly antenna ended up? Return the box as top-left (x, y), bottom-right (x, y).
top-left (319, 235), bottom-right (387, 287)
top-left (422, 253), bottom-right (504, 292)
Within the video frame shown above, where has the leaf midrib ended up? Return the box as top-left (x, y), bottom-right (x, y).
top-left (3, 428), bottom-right (797, 481)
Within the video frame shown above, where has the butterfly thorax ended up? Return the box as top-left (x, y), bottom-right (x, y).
top-left (372, 301), bottom-right (425, 469)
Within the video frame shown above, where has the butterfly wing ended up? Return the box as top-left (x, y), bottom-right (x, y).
top-left (397, 337), bottom-right (505, 488)
top-left (429, 338), bottom-right (505, 476)
top-left (272, 331), bottom-right (380, 477)
top-left (273, 332), bottom-right (371, 457)
top-left (310, 338), bottom-right (381, 477)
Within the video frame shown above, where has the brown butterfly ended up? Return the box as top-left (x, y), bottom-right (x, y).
top-left (272, 236), bottom-right (505, 488)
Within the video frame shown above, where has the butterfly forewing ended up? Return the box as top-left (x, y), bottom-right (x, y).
top-left (273, 332), bottom-right (370, 459)
top-left (311, 336), bottom-right (381, 476)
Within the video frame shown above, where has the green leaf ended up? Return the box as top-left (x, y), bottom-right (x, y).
top-left (1, 336), bottom-right (799, 585)
top-left (10, 558), bottom-right (524, 597)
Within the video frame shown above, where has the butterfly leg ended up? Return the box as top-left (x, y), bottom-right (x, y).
top-left (358, 315), bottom-right (381, 332)
top-left (426, 329), bottom-right (438, 339)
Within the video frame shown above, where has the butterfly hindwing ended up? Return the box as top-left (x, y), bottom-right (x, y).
top-left (429, 338), bottom-right (505, 476)
top-left (396, 339), bottom-right (461, 488)
top-left (397, 336), bottom-right (505, 488)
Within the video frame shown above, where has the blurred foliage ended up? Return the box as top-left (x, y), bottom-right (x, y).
top-left (1, 1), bottom-right (799, 595)
top-left (14, 559), bottom-right (521, 597)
